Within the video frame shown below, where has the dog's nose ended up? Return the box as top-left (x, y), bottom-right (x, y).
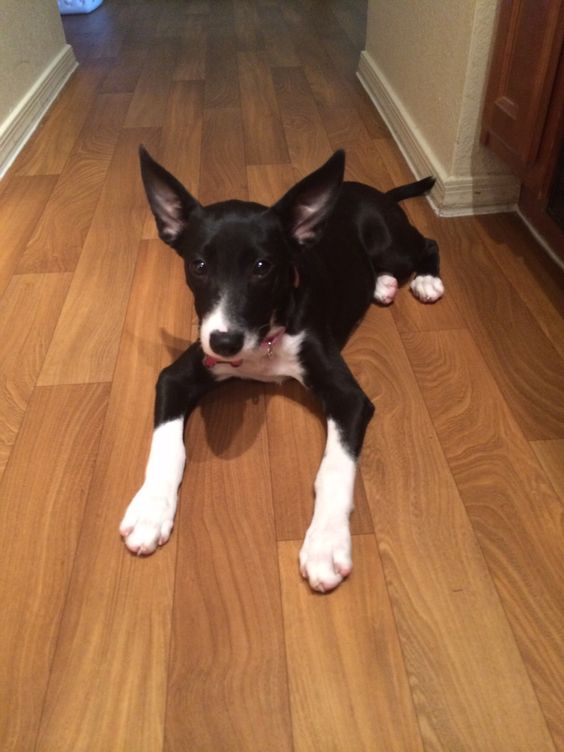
top-left (209, 330), bottom-right (245, 357)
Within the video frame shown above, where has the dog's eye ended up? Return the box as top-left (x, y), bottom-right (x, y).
top-left (190, 259), bottom-right (207, 276)
top-left (252, 259), bottom-right (272, 278)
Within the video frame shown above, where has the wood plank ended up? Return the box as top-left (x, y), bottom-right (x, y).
top-left (404, 328), bottom-right (564, 748)
top-left (101, 45), bottom-right (148, 93)
top-left (258, 6), bottom-right (300, 67)
top-left (124, 39), bottom-right (178, 128)
top-left (173, 15), bottom-right (207, 81)
top-left (0, 176), bottom-right (56, 297)
top-left (329, 0), bottom-right (368, 48)
top-left (283, 3), bottom-right (390, 148)
top-left (474, 213), bottom-right (564, 361)
top-left (36, 240), bottom-right (191, 751)
top-left (531, 440), bottom-right (564, 502)
top-left (142, 80), bottom-right (204, 239)
top-left (71, 1), bottom-right (126, 59)
top-left (436, 225), bottom-right (564, 440)
top-left (354, 308), bottom-right (555, 752)
top-left (0, 274), bottom-right (71, 480)
top-left (322, 101), bottom-right (372, 150)
top-left (18, 93), bottom-right (131, 273)
top-left (204, 12), bottom-right (240, 109)
top-left (65, 27), bottom-right (122, 63)
top-left (38, 128), bottom-right (160, 386)
top-left (117, 3), bottom-right (161, 45)
top-left (14, 65), bottom-right (106, 176)
top-left (238, 52), bottom-right (290, 165)
top-left (156, 0), bottom-right (191, 38)
top-left (247, 162), bottom-right (298, 206)
top-left (164, 380), bottom-right (293, 752)
top-left (199, 107), bottom-right (248, 204)
top-left (279, 535), bottom-right (423, 752)
top-left (271, 66), bottom-right (332, 175)
top-left (234, 0), bottom-right (264, 50)
top-left (344, 76), bottom-right (391, 141)
top-left (344, 137), bottom-right (391, 187)
top-left (290, 4), bottom-right (372, 147)
top-left (285, 32), bottom-right (340, 113)
top-left (0, 383), bottom-right (109, 752)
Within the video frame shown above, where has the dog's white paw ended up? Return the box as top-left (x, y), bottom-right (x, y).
top-left (410, 274), bottom-right (444, 303)
top-left (299, 521), bottom-right (352, 593)
top-left (119, 486), bottom-right (177, 555)
top-left (374, 274), bottom-right (398, 305)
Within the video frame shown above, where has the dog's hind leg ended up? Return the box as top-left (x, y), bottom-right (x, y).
top-left (298, 339), bottom-right (375, 592)
top-left (410, 238), bottom-right (444, 303)
top-left (119, 342), bottom-right (215, 555)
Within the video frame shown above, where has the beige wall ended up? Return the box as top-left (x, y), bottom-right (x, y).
top-left (362, 0), bottom-right (518, 212)
top-left (0, 0), bottom-right (68, 125)
top-left (366, 0), bottom-right (476, 175)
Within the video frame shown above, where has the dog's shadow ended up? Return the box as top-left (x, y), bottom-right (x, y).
top-left (160, 329), bottom-right (323, 462)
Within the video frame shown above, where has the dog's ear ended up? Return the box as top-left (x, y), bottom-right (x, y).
top-left (139, 146), bottom-right (200, 250)
top-left (272, 150), bottom-right (345, 247)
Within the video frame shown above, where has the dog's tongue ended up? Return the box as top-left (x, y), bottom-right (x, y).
top-left (203, 355), bottom-right (243, 368)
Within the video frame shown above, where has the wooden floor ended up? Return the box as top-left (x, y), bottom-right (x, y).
top-left (1, 1), bottom-right (564, 750)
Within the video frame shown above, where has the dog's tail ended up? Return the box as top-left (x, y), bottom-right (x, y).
top-left (386, 176), bottom-right (435, 203)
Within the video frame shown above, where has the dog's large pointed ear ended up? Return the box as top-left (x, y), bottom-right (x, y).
top-left (272, 150), bottom-right (345, 247)
top-left (139, 146), bottom-right (200, 250)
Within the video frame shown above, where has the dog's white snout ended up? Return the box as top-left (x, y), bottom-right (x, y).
top-left (200, 297), bottom-right (258, 359)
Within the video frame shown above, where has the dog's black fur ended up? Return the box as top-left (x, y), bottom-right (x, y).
top-left (140, 147), bottom-right (440, 442)
top-left (122, 147), bottom-right (442, 591)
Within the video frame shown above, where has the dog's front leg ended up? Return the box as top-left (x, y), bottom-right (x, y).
top-left (299, 341), bottom-right (375, 592)
top-left (120, 343), bottom-right (215, 555)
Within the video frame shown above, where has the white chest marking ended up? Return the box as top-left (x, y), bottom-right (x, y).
top-left (210, 331), bottom-right (306, 384)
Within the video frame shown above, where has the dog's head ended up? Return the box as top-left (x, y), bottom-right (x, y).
top-left (139, 147), bottom-right (344, 361)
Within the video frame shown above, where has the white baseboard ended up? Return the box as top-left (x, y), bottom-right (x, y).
top-left (0, 44), bottom-right (78, 179)
top-left (357, 50), bottom-right (519, 217)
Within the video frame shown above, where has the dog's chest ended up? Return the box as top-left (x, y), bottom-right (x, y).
top-left (211, 332), bottom-right (306, 384)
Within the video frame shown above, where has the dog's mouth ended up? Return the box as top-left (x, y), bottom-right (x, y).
top-left (202, 353), bottom-right (243, 368)
top-left (202, 324), bottom-right (285, 369)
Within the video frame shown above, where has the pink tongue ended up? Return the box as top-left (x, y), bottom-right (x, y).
top-left (203, 355), bottom-right (243, 368)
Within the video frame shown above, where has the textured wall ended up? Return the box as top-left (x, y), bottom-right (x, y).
top-left (0, 0), bottom-right (67, 125)
top-left (365, 0), bottom-right (505, 179)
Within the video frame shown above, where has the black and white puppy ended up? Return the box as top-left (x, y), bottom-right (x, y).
top-left (119, 148), bottom-right (443, 593)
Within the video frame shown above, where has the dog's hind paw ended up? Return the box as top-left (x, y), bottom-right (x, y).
top-left (410, 274), bottom-right (444, 303)
top-left (374, 274), bottom-right (398, 305)
top-left (119, 486), bottom-right (177, 555)
top-left (299, 522), bottom-right (352, 593)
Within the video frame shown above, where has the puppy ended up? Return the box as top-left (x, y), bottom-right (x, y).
top-left (119, 148), bottom-right (443, 593)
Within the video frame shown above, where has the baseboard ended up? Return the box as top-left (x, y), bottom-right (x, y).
top-left (357, 50), bottom-right (519, 217)
top-left (0, 44), bottom-right (78, 179)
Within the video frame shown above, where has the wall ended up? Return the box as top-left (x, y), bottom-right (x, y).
top-left (358, 0), bottom-right (519, 215)
top-left (0, 0), bottom-right (76, 177)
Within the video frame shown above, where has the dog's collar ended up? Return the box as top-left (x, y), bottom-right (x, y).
top-left (261, 326), bottom-right (285, 358)
top-left (203, 327), bottom-right (286, 369)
